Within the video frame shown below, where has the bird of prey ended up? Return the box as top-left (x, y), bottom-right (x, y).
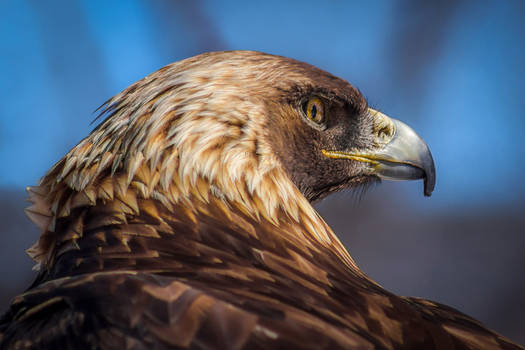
top-left (0, 51), bottom-right (522, 350)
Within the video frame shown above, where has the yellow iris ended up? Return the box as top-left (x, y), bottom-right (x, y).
top-left (304, 97), bottom-right (324, 124)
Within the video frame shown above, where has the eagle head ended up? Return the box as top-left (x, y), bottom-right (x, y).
top-left (25, 51), bottom-right (435, 271)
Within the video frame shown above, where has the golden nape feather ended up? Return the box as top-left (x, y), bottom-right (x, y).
top-left (0, 51), bottom-right (521, 350)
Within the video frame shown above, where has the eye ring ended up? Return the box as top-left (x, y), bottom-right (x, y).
top-left (302, 97), bottom-right (325, 125)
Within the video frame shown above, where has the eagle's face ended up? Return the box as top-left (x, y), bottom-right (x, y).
top-left (266, 83), bottom-right (435, 201)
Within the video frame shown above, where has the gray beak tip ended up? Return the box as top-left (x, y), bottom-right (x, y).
top-left (424, 176), bottom-right (434, 197)
top-left (423, 153), bottom-right (436, 197)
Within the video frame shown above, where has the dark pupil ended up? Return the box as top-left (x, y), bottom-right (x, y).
top-left (311, 104), bottom-right (317, 119)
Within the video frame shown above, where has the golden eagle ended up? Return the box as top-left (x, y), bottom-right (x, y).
top-left (0, 51), bottom-right (521, 349)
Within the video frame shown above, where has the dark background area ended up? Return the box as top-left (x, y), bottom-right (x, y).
top-left (1, 0), bottom-right (524, 344)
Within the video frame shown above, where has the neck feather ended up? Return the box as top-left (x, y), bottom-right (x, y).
top-left (26, 161), bottom-right (358, 277)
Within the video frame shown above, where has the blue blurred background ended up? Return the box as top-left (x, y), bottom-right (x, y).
top-left (1, 0), bottom-right (524, 344)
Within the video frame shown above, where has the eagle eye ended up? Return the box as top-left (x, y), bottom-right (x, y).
top-left (302, 97), bottom-right (325, 125)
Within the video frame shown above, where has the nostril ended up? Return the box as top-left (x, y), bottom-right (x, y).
top-left (369, 108), bottom-right (396, 144)
top-left (378, 126), bottom-right (393, 140)
top-left (374, 119), bottom-right (395, 144)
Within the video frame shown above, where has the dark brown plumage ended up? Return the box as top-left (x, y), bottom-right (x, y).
top-left (0, 51), bottom-right (521, 349)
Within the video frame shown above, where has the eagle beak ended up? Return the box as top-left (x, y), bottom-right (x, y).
top-left (322, 108), bottom-right (436, 196)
